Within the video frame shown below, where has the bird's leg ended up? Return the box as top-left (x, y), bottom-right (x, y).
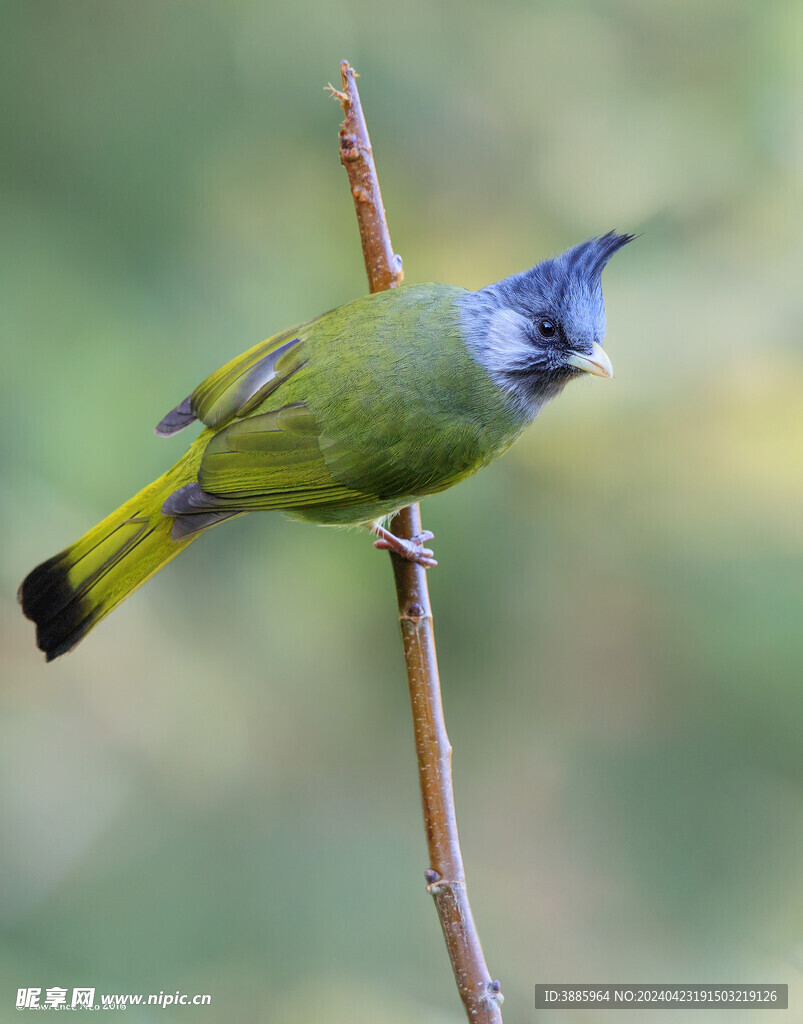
top-left (371, 523), bottom-right (438, 568)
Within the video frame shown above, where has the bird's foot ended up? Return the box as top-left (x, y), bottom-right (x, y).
top-left (371, 524), bottom-right (437, 568)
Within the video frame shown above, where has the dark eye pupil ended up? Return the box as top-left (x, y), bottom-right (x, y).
top-left (538, 318), bottom-right (556, 338)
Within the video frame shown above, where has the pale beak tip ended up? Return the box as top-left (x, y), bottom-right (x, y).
top-left (566, 341), bottom-right (614, 379)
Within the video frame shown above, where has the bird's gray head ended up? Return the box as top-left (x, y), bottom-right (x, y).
top-left (461, 231), bottom-right (634, 419)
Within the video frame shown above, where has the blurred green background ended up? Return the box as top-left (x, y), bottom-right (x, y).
top-left (2, 1), bottom-right (802, 1021)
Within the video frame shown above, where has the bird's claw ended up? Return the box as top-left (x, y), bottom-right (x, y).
top-left (371, 526), bottom-right (438, 568)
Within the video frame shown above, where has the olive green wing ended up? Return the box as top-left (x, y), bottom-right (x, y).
top-left (155, 328), bottom-right (308, 435)
top-left (162, 402), bottom-right (376, 539)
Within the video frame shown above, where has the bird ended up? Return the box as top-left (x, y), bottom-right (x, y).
top-left (19, 231), bottom-right (633, 660)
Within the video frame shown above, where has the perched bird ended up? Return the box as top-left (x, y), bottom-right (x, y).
top-left (19, 231), bottom-right (632, 660)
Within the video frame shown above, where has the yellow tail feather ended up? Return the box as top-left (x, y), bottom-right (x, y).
top-left (20, 458), bottom-right (199, 661)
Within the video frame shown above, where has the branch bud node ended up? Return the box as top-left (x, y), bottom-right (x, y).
top-left (340, 132), bottom-right (361, 161)
top-left (480, 980), bottom-right (504, 1007)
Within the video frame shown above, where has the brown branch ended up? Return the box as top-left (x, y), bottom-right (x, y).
top-left (330, 61), bottom-right (504, 1024)
top-left (328, 65), bottom-right (403, 293)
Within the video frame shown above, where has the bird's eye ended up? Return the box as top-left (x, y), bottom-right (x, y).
top-left (537, 318), bottom-right (557, 339)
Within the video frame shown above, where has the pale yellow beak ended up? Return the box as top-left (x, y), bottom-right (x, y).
top-left (566, 341), bottom-right (614, 378)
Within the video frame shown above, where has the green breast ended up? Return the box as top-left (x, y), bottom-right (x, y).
top-left (274, 284), bottom-right (527, 521)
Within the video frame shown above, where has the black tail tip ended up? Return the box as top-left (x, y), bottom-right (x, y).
top-left (19, 555), bottom-right (91, 661)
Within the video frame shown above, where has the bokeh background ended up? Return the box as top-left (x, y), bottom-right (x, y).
top-left (2, 1), bottom-right (802, 1021)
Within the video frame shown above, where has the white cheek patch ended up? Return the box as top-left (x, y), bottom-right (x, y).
top-left (471, 307), bottom-right (551, 419)
top-left (483, 307), bottom-right (534, 377)
top-left (458, 293), bottom-right (554, 420)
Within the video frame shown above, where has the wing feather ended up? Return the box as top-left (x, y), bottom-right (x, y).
top-left (155, 330), bottom-right (307, 435)
top-left (162, 402), bottom-right (373, 534)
